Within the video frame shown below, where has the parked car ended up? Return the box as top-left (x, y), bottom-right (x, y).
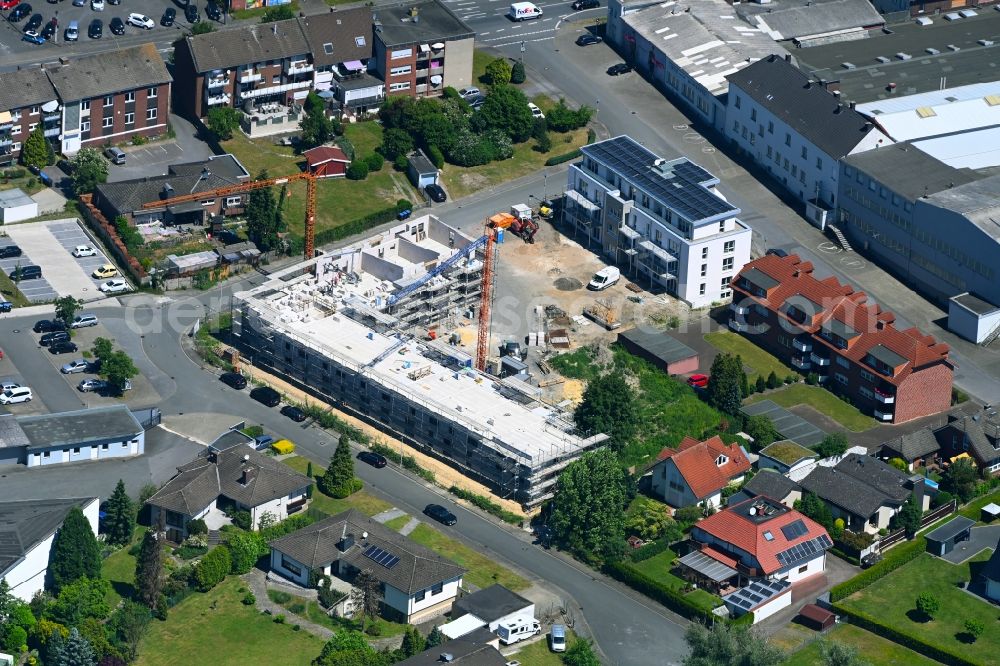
top-left (33, 319), bottom-right (65, 333)
top-left (528, 102), bottom-right (545, 119)
top-left (458, 86), bottom-right (481, 99)
top-left (0, 386), bottom-right (32, 404)
top-left (607, 63), bottom-right (632, 76)
top-left (40, 18), bottom-right (56, 39)
top-left (205, 1), bottom-right (220, 20)
top-left (160, 7), bottom-right (175, 25)
top-left (219, 372), bottom-right (247, 389)
top-left (687, 373), bottom-right (709, 388)
top-left (0, 382), bottom-right (20, 392)
top-left (550, 624), bottom-right (567, 652)
top-left (127, 12), bottom-right (154, 28)
top-left (424, 504), bottom-right (457, 526)
top-left (280, 405), bottom-right (307, 422)
top-left (249, 385), bottom-right (281, 407)
top-left (70, 314), bottom-right (98, 328)
top-left (100, 278), bottom-right (129, 294)
top-left (39, 331), bottom-right (69, 346)
top-left (93, 264), bottom-right (118, 278)
top-left (61, 359), bottom-right (90, 374)
top-left (49, 341), bottom-right (78, 355)
top-left (21, 31), bottom-right (44, 44)
top-left (23, 13), bottom-right (42, 31)
top-left (765, 248), bottom-right (789, 258)
top-left (572, 0), bottom-right (599, 7)
top-left (88, 18), bottom-right (102, 37)
top-left (9, 3), bottom-right (32, 21)
top-left (64, 20), bottom-right (79, 40)
top-left (78, 378), bottom-right (107, 393)
top-left (0, 301), bottom-right (12, 313)
top-left (104, 147), bottom-right (126, 165)
top-left (91, 0), bottom-right (103, 10)
top-left (357, 451), bottom-right (387, 468)
top-left (0, 245), bottom-right (22, 259)
top-left (253, 434), bottom-right (275, 450)
top-left (184, 4), bottom-right (198, 22)
top-left (587, 266), bottom-right (620, 291)
top-left (109, 16), bottom-right (124, 33)
top-left (9, 265), bottom-right (41, 280)
top-left (73, 245), bottom-right (96, 258)
top-left (72, 0), bottom-right (85, 5)
top-left (575, 33), bottom-right (602, 46)
top-left (425, 183), bottom-right (447, 203)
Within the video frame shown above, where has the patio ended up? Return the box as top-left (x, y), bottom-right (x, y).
top-left (202, 505), bottom-right (232, 531)
top-left (240, 103), bottom-right (305, 138)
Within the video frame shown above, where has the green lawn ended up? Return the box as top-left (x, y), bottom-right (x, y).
top-left (408, 523), bottom-right (529, 592)
top-left (281, 455), bottom-right (392, 517)
top-left (383, 515), bottom-right (411, 531)
top-left (838, 552), bottom-right (999, 664)
top-left (506, 630), bottom-right (580, 665)
top-left (746, 384), bottom-right (877, 432)
top-left (230, 1), bottom-right (299, 19)
top-left (0, 270), bottom-right (30, 307)
top-left (784, 624), bottom-right (941, 666)
top-left (102, 545), bottom-right (137, 607)
top-left (266, 589), bottom-right (408, 638)
top-left (627, 550), bottom-right (720, 613)
top-left (343, 122), bottom-right (383, 157)
top-left (549, 347), bottom-right (602, 381)
top-left (136, 578), bottom-right (325, 666)
top-left (704, 331), bottom-right (796, 382)
top-left (473, 50), bottom-right (493, 85)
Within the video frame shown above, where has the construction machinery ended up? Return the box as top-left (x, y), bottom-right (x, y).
top-left (141, 172), bottom-right (319, 259)
top-left (489, 210), bottom-right (538, 244)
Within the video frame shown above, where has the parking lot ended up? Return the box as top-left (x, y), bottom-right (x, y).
top-left (108, 137), bottom-right (213, 182)
top-left (2, 218), bottom-right (123, 302)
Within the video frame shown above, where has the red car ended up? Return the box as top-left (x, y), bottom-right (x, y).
top-left (687, 374), bottom-right (709, 388)
top-left (0, 0), bottom-right (21, 10)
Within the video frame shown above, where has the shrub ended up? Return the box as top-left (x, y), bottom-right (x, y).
top-left (326, 477), bottom-right (363, 499)
top-left (448, 486), bottom-right (522, 524)
top-left (194, 545), bottom-right (231, 591)
top-left (964, 618), bottom-right (984, 641)
top-left (365, 623), bottom-right (382, 636)
top-left (273, 614), bottom-right (286, 624)
top-left (784, 374), bottom-right (797, 384)
top-left (242, 592), bottom-right (256, 606)
top-left (370, 442), bottom-right (435, 482)
top-left (510, 60), bottom-right (526, 84)
top-left (187, 519), bottom-right (208, 536)
top-left (365, 153), bottom-right (384, 172)
top-left (394, 155), bottom-right (409, 171)
top-left (230, 510), bottom-right (252, 531)
top-left (544, 148), bottom-right (582, 166)
top-left (227, 530), bottom-right (268, 574)
top-left (806, 372), bottom-right (819, 385)
top-left (545, 99), bottom-right (594, 132)
top-left (626, 537), bottom-right (676, 563)
top-left (427, 145), bottom-right (445, 169)
top-left (915, 592), bottom-right (939, 620)
top-left (174, 544), bottom-right (208, 560)
top-left (931, 491), bottom-right (954, 508)
top-left (346, 161), bottom-right (369, 180)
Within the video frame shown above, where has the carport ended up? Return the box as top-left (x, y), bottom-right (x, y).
top-left (741, 400), bottom-right (828, 447)
top-left (168, 201), bottom-right (208, 226)
top-left (925, 516), bottom-right (975, 557)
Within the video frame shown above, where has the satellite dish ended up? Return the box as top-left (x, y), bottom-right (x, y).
top-left (41, 100), bottom-right (59, 113)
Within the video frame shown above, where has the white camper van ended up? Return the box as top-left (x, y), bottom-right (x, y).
top-left (497, 617), bottom-right (541, 645)
top-left (508, 2), bottom-right (543, 20)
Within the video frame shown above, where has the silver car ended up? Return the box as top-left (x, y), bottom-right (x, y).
top-left (61, 359), bottom-right (90, 374)
top-left (78, 378), bottom-right (107, 392)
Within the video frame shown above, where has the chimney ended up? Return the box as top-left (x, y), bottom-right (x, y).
top-left (849, 100), bottom-right (856, 109)
top-left (338, 532), bottom-right (355, 552)
top-left (876, 319), bottom-right (886, 331)
top-left (241, 463), bottom-right (256, 485)
top-left (784, 53), bottom-right (792, 62)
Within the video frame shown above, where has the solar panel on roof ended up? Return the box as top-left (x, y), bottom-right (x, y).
top-left (363, 545), bottom-right (400, 569)
top-left (780, 519), bottom-right (808, 541)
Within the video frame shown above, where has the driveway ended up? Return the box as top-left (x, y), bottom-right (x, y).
top-left (758, 554), bottom-right (859, 634)
top-left (941, 525), bottom-right (1000, 565)
top-left (108, 114), bottom-right (215, 182)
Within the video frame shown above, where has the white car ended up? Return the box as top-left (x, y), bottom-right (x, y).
top-left (528, 102), bottom-right (545, 119)
top-left (459, 87), bottom-right (481, 100)
top-left (1, 382), bottom-right (20, 392)
top-left (0, 386), bottom-right (32, 404)
top-left (100, 278), bottom-right (130, 294)
top-left (127, 12), bottom-right (155, 29)
top-left (91, 0), bottom-right (104, 10)
top-left (73, 245), bottom-right (97, 258)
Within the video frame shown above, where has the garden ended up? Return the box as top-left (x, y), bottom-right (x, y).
top-left (745, 384), bottom-right (877, 432)
top-left (625, 549), bottom-right (720, 613)
top-left (782, 624), bottom-right (941, 666)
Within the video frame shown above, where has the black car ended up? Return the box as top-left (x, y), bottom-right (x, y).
top-left (9, 4), bottom-right (32, 21)
top-left (41, 18), bottom-right (56, 40)
top-left (219, 372), bottom-right (247, 390)
top-left (49, 341), bottom-right (79, 355)
top-left (607, 63), bottom-right (632, 76)
top-left (205, 1), bottom-right (221, 20)
top-left (358, 451), bottom-right (388, 468)
top-left (161, 7), bottom-right (175, 25)
top-left (88, 18), bottom-right (102, 38)
top-left (571, 0), bottom-right (599, 8)
top-left (0, 245), bottom-right (22, 259)
top-left (184, 4), bottom-right (198, 22)
top-left (281, 405), bottom-right (307, 422)
top-left (425, 183), bottom-right (447, 203)
top-left (575, 33), bottom-right (602, 46)
top-left (249, 385), bottom-right (280, 407)
top-left (40, 331), bottom-right (70, 347)
top-left (765, 248), bottom-right (789, 258)
top-left (109, 16), bottom-right (124, 34)
top-left (424, 504), bottom-right (457, 526)
top-left (33, 319), bottom-right (66, 333)
top-left (24, 13), bottom-right (42, 32)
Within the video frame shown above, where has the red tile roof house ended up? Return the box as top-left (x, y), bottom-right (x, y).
top-left (730, 253), bottom-right (954, 424)
top-left (650, 436), bottom-right (751, 509)
top-left (303, 145), bottom-right (351, 179)
top-left (680, 496), bottom-right (833, 623)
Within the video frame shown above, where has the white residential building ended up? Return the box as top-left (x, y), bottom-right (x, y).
top-left (564, 135), bottom-right (752, 308)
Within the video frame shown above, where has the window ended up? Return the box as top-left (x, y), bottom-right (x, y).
top-left (414, 589), bottom-right (426, 602)
top-left (125, 112), bottom-right (134, 125)
top-left (834, 372), bottom-right (849, 386)
top-left (767, 120), bottom-right (774, 134)
top-left (699, 283), bottom-right (706, 296)
top-left (798, 565), bottom-right (808, 574)
top-left (700, 264), bottom-right (707, 277)
top-left (102, 117), bottom-right (113, 128)
top-left (280, 556), bottom-right (302, 577)
top-left (390, 65), bottom-right (411, 76)
top-left (81, 100), bottom-right (91, 111)
top-left (225, 196), bottom-right (242, 207)
top-left (785, 133), bottom-right (791, 147)
top-left (860, 369), bottom-right (876, 383)
top-left (766, 145), bottom-right (773, 159)
top-left (763, 530), bottom-right (774, 541)
top-left (734, 95), bottom-right (741, 109)
top-left (102, 443), bottom-right (109, 450)
top-left (800, 146), bottom-right (807, 160)
top-left (81, 121), bottom-right (90, 133)
top-left (42, 451), bottom-right (50, 458)
top-left (720, 276), bottom-right (731, 297)
top-left (702, 247), bottom-right (709, 259)
top-left (30, 106), bottom-right (39, 115)
top-left (11, 142), bottom-right (19, 151)
top-left (355, 36), bottom-right (366, 48)
top-left (431, 582), bottom-right (443, 595)
top-left (724, 240), bottom-right (735, 253)
top-left (389, 82), bottom-right (411, 91)
top-left (73, 447), bottom-right (80, 454)
top-left (10, 125), bottom-right (19, 135)
top-left (718, 220), bottom-right (725, 232)
top-left (722, 257), bottom-right (734, 271)
top-left (147, 87), bottom-right (157, 98)
top-left (147, 108), bottom-right (157, 121)
top-left (272, 75), bottom-right (281, 84)
top-left (103, 95), bottom-right (113, 107)
top-left (835, 355), bottom-right (850, 369)
top-left (750, 108), bottom-right (756, 122)
top-left (859, 386), bottom-right (874, 399)
top-left (28, 123), bottom-right (37, 132)
top-left (816, 157), bottom-right (823, 170)
top-left (715, 455), bottom-right (728, 466)
top-left (391, 48), bottom-right (413, 60)
top-left (125, 91), bottom-right (135, 103)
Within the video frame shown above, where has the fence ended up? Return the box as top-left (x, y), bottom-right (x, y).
top-left (78, 194), bottom-right (150, 286)
top-left (131, 407), bottom-right (162, 430)
top-left (858, 499), bottom-right (957, 560)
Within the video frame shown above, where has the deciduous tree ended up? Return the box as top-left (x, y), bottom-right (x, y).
top-left (107, 600), bottom-right (150, 662)
top-left (70, 148), bottom-right (109, 196)
top-left (206, 106), bottom-right (242, 141)
top-left (379, 128), bottom-right (414, 161)
top-left (245, 171), bottom-right (280, 252)
top-left (682, 622), bottom-right (783, 666)
top-left (484, 57), bottom-right (512, 86)
top-left (895, 494), bottom-right (922, 537)
top-left (964, 618), bottom-right (985, 641)
top-left (573, 372), bottom-right (638, 450)
top-left (796, 492), bottom-right (833, 531)
top-left (300, 92), bottom-right (334, 149)
top-left (91, 337), bottom-right (114, 365)
top-left (916, 592), bottom-right (939, 620)
top-left (470, 85), bottom-right (534, 143)
top-left (744, 414), bottom-right (779, 451)
top-left (47, 507), bottom-right (101, 594)
top-left (551, 448), bottom-right (628, 565)
top-left (942, 456), bottom-right (978, 503)
top-left (100, 351), bottom-right (138, 395)
top-left (820, 640), bottom-right (870, 666)
top-left (54, 296), bottom-right (83, 330)
top-left (103, 480), bottom-right (134, 547)
top-left (816, 432), bottom-right (849, 458)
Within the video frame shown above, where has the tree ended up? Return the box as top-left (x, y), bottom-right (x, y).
top-left (796, 493), bottom-right (833, 531)
top-left (706, 353), bottom-right (744, 415)
top-left (766, 371), bottom-right (779, 389)
top-left (45, 578), bottom-right (111, 627)
top-left (550, 449), bottom-right (628, 565)
top-left (573, 372), bottom-right (638, 450)
top-left (915, 592), bottom-right (939, 620)
top-left (206, 107), bottom-right (242, 141)
top-left (54, 296), bottom-right (83, 330)
top-left (470, 85), bottom-right (534, 143)
top-left (194, 545), bottom-right (231, 591)
top-left (484, 57), bottom-right (512, 86)
top-left (70, 148), bottom-right (109, 195)
top-left (50, 628), bottom-right (97, 666)
top-left (531, 118), bottom-right (551, 153)
top-left (744, 414), bottom-right (779, 450)
top-left (47, 507), bottom-right (101, 594)
top-left (682, 622), bottom-right (783, 666)
top-left (399, 626), bottom-right (425, 657)
top-left (100, 351), bottom-right (138, 395)
top-left (964, 618), bottom-right (985, 641)
top-left (226, 530), bottom-right (267, 574)
top-left (345, 161), bottom-right (369, 180)
top-left (315, 631), bottom-right (379, 666)
top-left (895, 494), bottom-right (921, 537)
top-left (739, 371), bottom-right (750, 399)
top-left (261, 4), bottom-right (294, 21)
top-left (300, 92), bottom-right (334, 149)
top-left (942, 456), bottom-right (978, 503)
top-left (318, 438), bottom-right (359, 498)
top-left (91, 337), bottom-right (114, 365)
top-left (246, 172), bottom-right (280, 252)
top-left (134, 530), bottom-right (164, 611)
top-left (563, 639), bottom-right (601, 666)
top-left (103, 480), bottom-right (134, 547)
top-left (349, 569), bottom-right (382, 631)
top-left (190, 20), bottom-right (215, 34)
top-left (819, 640), bottom-right (870, 666)
top-left (510, 60), bottom-right (526, 84)
top-left (379, 128), bottom-right (414, 161)
top-left (107, 601), bottom-right (150, 662)
top-left (544, 99), bottom-right (594, 132)
top-left (425, 625), bottom-right (444, 649)
top-left (306, 461), bottom-right (313, 478)
top-left (816, 432), bottom-right (849, 458)
top-left (21, 125), bottom-right (51, 170)
top-left (755, 375), bottom-right (766, 393)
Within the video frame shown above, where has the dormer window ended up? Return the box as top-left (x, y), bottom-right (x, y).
top-left (716, 455), bottom-right (728, 466)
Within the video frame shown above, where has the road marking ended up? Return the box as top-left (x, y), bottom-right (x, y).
top-left (480, 30), bottom-right (491, 35)
top-left (462, 11), bottom-right (487, 18)
top-left (497, 36), bottom-right (554, 45)
top-left (817, 242), bottom-right (842, 254)
top-left (484, 27), bottom-right (553, 40)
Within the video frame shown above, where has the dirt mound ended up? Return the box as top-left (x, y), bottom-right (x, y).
top-left (553, 277), bottom-right (583, 291)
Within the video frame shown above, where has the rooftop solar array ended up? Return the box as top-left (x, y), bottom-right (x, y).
top-left (724, 578), bottom-right (790, 610)
top-left (780, 519), bottom-right (808, 541)
top-left (582, 137), bottom-right (738, 224)
top-left (363, 545), bottom-right (400, 569)
top-left (775, 534), bottom-right (833, 568)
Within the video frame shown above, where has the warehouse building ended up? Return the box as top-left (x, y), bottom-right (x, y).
top-left (233, 215), bottom-right (607, 507)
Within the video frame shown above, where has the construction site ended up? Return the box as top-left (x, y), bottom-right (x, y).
top-left (232, 212), bottom-right (610, 508)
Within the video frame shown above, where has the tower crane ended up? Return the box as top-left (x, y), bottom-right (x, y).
top-left (141, 172), bottom-right (318, 259)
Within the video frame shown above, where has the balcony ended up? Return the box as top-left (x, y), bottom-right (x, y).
top-left (0, 136), bottom-right (11, 147)
top-left (206, 93), bottom-right (231, 106)
top-left (873, 388), bottom-right (895, 404)
top-left (239, 71), bottom-right (262, 83)
top-left (793, 338), bottom-right (812, 353)
top-left (43, 112), bottom-right (60, 122)
top-left (287, 61), bottom-right (313, 76)
top-left (43, 127), bottom-right (60, 138)
top-left (874, 408), bottom-right (894, 422)
top-left (729, 319), bottom-right (749, 333)
top-left (207, 75), bottom-right (228, 89)
top-left (730, 302), bottom-right (750, 315)
top-left (810, 353), bottom-right (831, 366)
top-left (791, 356), bottom-right (812, 371)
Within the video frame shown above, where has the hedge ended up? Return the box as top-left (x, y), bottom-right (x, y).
top-left (829, 535), bottom-right (925, 602)
top-left (604, 560), bottom-right (720, 625)
top-left (627, 537), bottom-right (675, 563)
top-left (544, 149), bottom-right (583, 167)
top-left (833, 604), bottom-right (978, 666)
top-left (828, 547), bottom-right (861, 567)
top-left (194, 545), bottom-right (232, 591)
top-left (448, 486), bottom-right (522, 525)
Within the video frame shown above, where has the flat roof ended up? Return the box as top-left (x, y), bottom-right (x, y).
top-left (760, 440), bottom-right (816, 466)
top-left (751, 0), bottom-right (883, 42)
top-left (925, 515), bottom-right (976, 542)
top-left (17, 406), bottom-right (142, 450)
top-left (912, 127), bottom-right (1000, 170)
top-left (618, 328), bottom-right (697, 365)
top-left (373, 0), bottom-right (475, 47)
top-left (843, 142), bottom-right (981, 202)
top-left (922, 174), bottom-right (1000, 241)
top-left (0, 189), bottom-right (35, 209)
top-left (951, 292), bottom-right (1000, 316)
top-left (793, 11), bottom-right (1000, 104)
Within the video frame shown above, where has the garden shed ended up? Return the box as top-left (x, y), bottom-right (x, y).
top-left (798, 604), bottom-right (835, 631)
top-left (982, 502), bottom-right (1000, 523)
top-left (925, 516), bottom-right (975, 556)
top-left (0, 188), bottom-right (38, 224)
top-left (616, 327), bottom-right (698, 375)
top-left (407, 149), bottom-right (439, 188)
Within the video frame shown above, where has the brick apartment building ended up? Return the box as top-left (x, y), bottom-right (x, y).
top-left (0, 44), bottom-right (169, 165)
top-left (373, 0), bottom-right (474, 98)
top-left (730, 254), bottom-right (953, 424)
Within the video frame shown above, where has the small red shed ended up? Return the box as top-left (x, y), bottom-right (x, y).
top-left (798, 604), bottom-right (835, 631)
top-left (303, 145), bottom-right (350, 179)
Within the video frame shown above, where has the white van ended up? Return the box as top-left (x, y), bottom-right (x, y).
top-left (497, 617), bottom-right (541, 645)
top-left (588, 266), bottom-right (621, 291)
top-left (0, 386), bottom-right (32, 404)
top-left (508, 1), bottom-right (543, 20)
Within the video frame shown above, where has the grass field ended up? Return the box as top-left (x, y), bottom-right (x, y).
top-left (704, 331), bottom-right (796, 382)
top-left (506, 631), bottom-right (580, 665)
top-left (407, 523), bottom-right (529, 592)
top-left (136, 578), bottom-right (324, 666)
top-left (548, 347), bottom-right (602, 381)
top-left (102, 545), bottom-right (138, 607)
top-left (383, 515), bottom-right (411, 531)
top-left (0, 271), bottom-right (30, 307)
top-left (627, 550), bottom-right (720, 612)
top-left (783, 624), bottom-right (941, 666)
top-left (281, 455), bottom-right (392, 517)
top-left (746, 384), bottom-right (877, 432)
top-left (838, 552), bottom-right (998, 664)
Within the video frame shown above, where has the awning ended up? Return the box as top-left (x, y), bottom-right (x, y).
top-left (430, 75), bottom-right (443, 86)
top-left (343, 60), bottom-right (364, 71)
top-left (41, 99), bottom-right (59, 113)
top-left (564, 188), bottom-right (599, 211)
top-left (431, 42), bottom-right (445, 50)
top-left (678, 550), bottom-right (738, 583)
top-left (0, 111), bottom-right (11, 123)
top-left (168, 201), bottom-right (207, 214)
